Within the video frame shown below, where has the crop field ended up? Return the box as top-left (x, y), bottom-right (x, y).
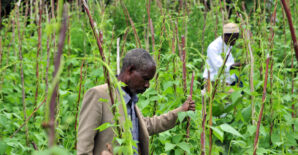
top-left (0, 0), bottom-right (297, 154)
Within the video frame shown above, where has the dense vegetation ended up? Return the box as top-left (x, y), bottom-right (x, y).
top-left (0, 0), bottom-right (297, 154)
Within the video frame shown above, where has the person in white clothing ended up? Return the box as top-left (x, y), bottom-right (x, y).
top-left (203, 23), bottom-right (242, 87)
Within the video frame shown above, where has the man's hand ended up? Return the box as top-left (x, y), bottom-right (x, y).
top-left (182, 96), bottom-right (195, 111)
top-left (100, 144), bottom-right (113, 155)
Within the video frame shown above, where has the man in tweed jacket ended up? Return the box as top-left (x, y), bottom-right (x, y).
top-left (77, 49), bottom-right (195, 155)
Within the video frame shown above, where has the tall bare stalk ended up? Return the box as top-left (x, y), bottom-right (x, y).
top-left (45, 5), bottom-right (51, 95)
top-left (51, 0), bottom-right (56, 62)
top-left (75, 60), bottom-right (84, 133)
top-left (238, 11), bottom-right (256, 125)
top-left (181, 36), bottom-right (187, 94)
top-left (16, 0), bottom-right (29, 145)
top-left (268, 1), bottom-right (278, 143)
top-left (201, 0), bottom-right (207, 53)
top-left (186, 71), bottom-right (195, 140)
top-left (201, 72), bottom-right (210, 155)
top-left (172, 32), bottom-right (177, 95)
top-left (291, 50), bottom-right (295, 133)
top-left (253, 55), bottom-right (270, 155)
top-left (117, 38), bottom-right (120, 75)
top-left (281, 0), bottom-right (298, 61)
top-left (35, 0), bottom-right (43, 110)
top-left (48, 3), bottom-right (68, 147)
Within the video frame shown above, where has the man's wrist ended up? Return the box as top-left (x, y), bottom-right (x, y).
top-left (172, 106), bottom-right (184, 114)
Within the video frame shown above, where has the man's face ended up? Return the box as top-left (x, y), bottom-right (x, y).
top-left (126, 65), bottom-right (156, 94)
top-left (224, 33), bottom-right (239, 46)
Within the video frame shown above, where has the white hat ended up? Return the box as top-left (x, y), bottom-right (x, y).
top-left (223, 23), bottom-right (239, 34)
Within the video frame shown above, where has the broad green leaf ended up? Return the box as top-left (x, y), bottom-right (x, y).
top-left (209, 125), bottom-right (224, 142)
top-left (178, 112), bottom-right (187, 123)
top-left (271, 131), bottom-right (283, 146)
top-left (177, 142), bottom-right (190, 154)
top-left (165, 142), bottom-right (176, 152)
top-left (96, 122), bottom-right (113, 132)
top-left (172, 135), bottom-right (183, 144)
top-left (220, 124), bottom-right (243, 138)
top-left (230, 90), bottom-right (242, 104)
top-left (231, 140), bottom-right (246, 147)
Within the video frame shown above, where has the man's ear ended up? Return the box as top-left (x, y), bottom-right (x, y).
top-left (127, 65), bottom-right (135, 74)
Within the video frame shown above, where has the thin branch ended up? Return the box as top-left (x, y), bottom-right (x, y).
top-left (48, 4), bottom-right (68, 147)
top-left (186, 71), bottom-right (195, 139)
top-left (181, 36), bottom-right (187, 94)
top-left (16, 0), bottom-right (29, 145)
top-left (281, 0), bottom-right (298, 61)
top-left (74, 60), bottom-right (85, 149)
top-left (35, 0), bottom-right (43, 111)
top-left (45, 5), bottom-right (51, 95)
top-left (121, 2), bottom-right (141, 48)
top-left (253, 55), bottom-right (270, 155)
top-left (117, 38), bottom-right (120, 75)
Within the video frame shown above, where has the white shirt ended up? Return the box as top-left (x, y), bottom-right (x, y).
top-left (203, 36), bottom-right (236, 84)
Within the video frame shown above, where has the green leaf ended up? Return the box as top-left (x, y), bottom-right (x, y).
top-left (177, 142), bottom-right (190, 154)
top-left (116, 138), bottom-right (125, 145)
top-left (209, 126), bottom-right (224, 142)
top-left (220, 124), bottom-right (243, 138)
top-left (0, 141), bottom-right (7, 154)
top-left (172, 135), bottom-right (183, 144)
top-left (95, 122), bottom-right (113, 132)
top-left (165, 142), bottom-right (176, 152)
top-left (178, 112), bottom-right (186, 123)
top-left (231, 140), bottom-right (246, 147)
top-left (98, 98), bottom-right (109, 103)
top-left (271, 131), bottom-right (283, 146)
top-left (230, 90), bottom-right (242, 104)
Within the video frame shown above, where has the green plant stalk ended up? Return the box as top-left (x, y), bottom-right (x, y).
top-left (237, 9), bottom-right (256, 125)
top-left (45, 4), bottom-right (51, 96)
top-left (35, 0), bottom-right (43, 114)
top-left (16, 0), bottom-right (29, 145)
top-left (208, 47), bottom-right (232, 154)
top-left (51, 0), bottom-right (56, 62)
top-left (48, 3), bottom-right (68, 147)
top-left (253, 55), bottom-right (270, 155)
top-left (75, 61), bottom-right (84, 131)
top-left (201, 0), bottom-right (207, 53)
top-left (182, 35), bottom-right (187, 94)
top-left (172, 34), bottom-right (177, 95)
top-left (291, 49), bottom-right (295, 133)
top-left (93, 57), bottom-right (134, 155)
top-left (268, 0), bottom-right (278, 144)
top-left (186, 71), bottom-right (195, 140)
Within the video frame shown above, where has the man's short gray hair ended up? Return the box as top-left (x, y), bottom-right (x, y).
top-left (121, 48), bottom-right (156, 73)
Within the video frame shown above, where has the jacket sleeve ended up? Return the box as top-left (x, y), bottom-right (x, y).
top-left (142, 107), bottom-right (184, 135)
top-left (77, 88), bottom-right (103, 155)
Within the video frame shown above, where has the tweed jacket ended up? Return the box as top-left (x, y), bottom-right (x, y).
top-left (77, 84), bottom-right (183, 155)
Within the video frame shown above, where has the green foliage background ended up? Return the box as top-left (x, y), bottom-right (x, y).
top-left (0, 0), bottom-right (297, 154)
